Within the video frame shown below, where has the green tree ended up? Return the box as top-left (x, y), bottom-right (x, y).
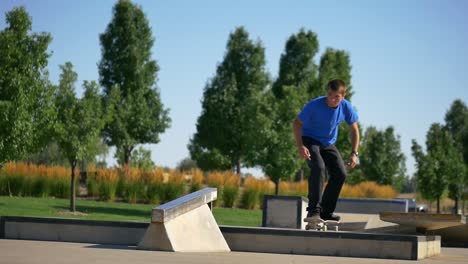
top-left (359, 126), bottom-right (407, 190)
top-left (257, 29), bottom-right (319, 193)
top-left (412, 123), bottom-right (458, 213)
top-left (189, 27), bottom-right (270, 175)
top-left (176, 157), bottom-right (198, 172)
top-left (188, 139), bottom-right (232, 172)
top-left (99, 0), bottom-right (170, 168)
top-left (444, 99), bottom-right (468, 213)
top-left (318, 48), bottom-right (356, 158)
top-left (117, 145), bottom-right (155, 172)
top-left (55, 62), bottom-right (104, 212)
top-left (0, 7), bottom-right (56, 165)
top-left (411, 139), bottom-right (437, 207)
top-left (25, 142), bottom-right (68, 166)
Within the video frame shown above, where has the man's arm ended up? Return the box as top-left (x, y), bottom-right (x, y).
top-left (348, 122), bottom-right (360, 168)
top-left (293, 117), bottom-right (310, 160)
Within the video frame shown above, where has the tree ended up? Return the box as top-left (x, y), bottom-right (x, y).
top-left (412, 139), bottom-right (437, 207)
top-left (444, 99), bottom-right (468, 213)
top-left (272, 29), bottom-right (319, 99)
top-left (176, 157), bottom-right (198, 172)
top-left (0, 7), bottom-right (56, 165)
top-left (189, 27), bottom-right (270, 174)
top-left (99, 0), bottom-right (170, 168)
top-left (360, 126), bottom-right (407, 190)
top-left (117, 145), bottom-right (155, 172)
top-left (188, 138), bottom-right (232, 172)
top-left (55, 62), bottom-right (104, 212)
top-left (318, 48), bottom-right (356, 159)
top-left (412, 123), bottom-right (458, 213)
top-left (256, 29), bottom-right (319, 194)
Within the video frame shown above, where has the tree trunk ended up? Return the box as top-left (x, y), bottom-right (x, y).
top-left (454, 197), bottom-right (459, 214)
top-left (70, 160), bottom-right (77, 212)
top-left (437, 197), bottom-right (440, 214)
top-left (236, 158), bottom-right (241, 175)
top-left (462, 199), bottom-right (465, 215)
top-left (275, 178), bottom-right (280, 195)
top-left (123, 146), bottom-right (133, 169)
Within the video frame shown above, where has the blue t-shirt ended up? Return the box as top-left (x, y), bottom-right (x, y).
top-left (298, 96), bottom-right (358, 146)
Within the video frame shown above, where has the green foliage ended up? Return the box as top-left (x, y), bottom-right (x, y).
top-left (117, 146), bottom-right (155, 172)
top-left (222, 186), bottom-right (239, 208)
top-left (98, 180), bottom-right (118, 202)
top-left (444, 99), bottom-right (468, 204)
top-left (54, 62), bottom-right (105, 211)
top-left (99, 0), bottom-right (170, 166)
top-left (255, 29), bottom-right (319, 193)
top-left (0, 7), bottom-right (56, 164)
top-left (189, 27), bottom-right (270, 174)
top-left (176, 157), bottom-right (198, 172)
top-left (360, 126), bottom-right (407, 189)
top-left (412, 123), bottom-right (463, 212)
top-left (240, 189), bottom-right (260, 210)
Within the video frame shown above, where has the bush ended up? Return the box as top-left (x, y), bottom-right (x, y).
top-left (222, 171), bottom-right (240, 208)
top-left (341, 181), bottom-right (398, 198)
top-left (96, 169), bottom-right (119, 201)
top-left (143, 167), bottom-right (165, 204)
top-left (0, 162), bottom-right (71, 198)
top-left (206, 171), bottom-right (224, 207)
top-left (160, 170), bottom-right (185, 203)
top-left (189, 168), bottom-right (204, 193)
top-left (124, 168), bottom-right (144, 203)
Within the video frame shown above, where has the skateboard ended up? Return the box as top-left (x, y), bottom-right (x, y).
top-left (304, 217), bottom-right (340, 231)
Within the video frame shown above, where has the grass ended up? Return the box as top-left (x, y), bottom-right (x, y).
top-left (0, 196), bottom-right (262, 227)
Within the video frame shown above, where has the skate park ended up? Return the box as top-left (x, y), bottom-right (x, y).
top-left (2, 0), bottom-right (468, 263)
top-left (2, 187), bottom-right (468, 263)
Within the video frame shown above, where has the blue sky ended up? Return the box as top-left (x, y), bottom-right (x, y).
top-left (1, 0), bottom-right (467, 177)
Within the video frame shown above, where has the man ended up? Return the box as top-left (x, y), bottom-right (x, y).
top-left (293, 79), bottom-right (360, 221)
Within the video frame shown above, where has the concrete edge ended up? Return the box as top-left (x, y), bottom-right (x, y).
top-left (2, 216), bottom-right (439, 243)
top-left (1, 216), bottom-right (149, 228)
top-left (152, 188), bottom-right (217, 223)
top-left (219, 225), bottom-right (427, 242)
top-left (296, 199), bottom-right (302, 229)
top-left (0, 216), bottom-right (5, 239)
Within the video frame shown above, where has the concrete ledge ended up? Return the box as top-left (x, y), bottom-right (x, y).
top-left (380, 212), bottom-right (466, 231)
top-left (152, 187), bottom-right (217, 223)
top-left (1, 216), bottom-right (147, 245)
top-left (220, 226), bottom-right (440, 260)
top-left (1, 216), bottom-right (441, 260)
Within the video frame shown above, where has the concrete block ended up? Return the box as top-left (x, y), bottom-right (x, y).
top-left (262, 195), bottom-right (307, 229)
top-left (380, 212), bottom-right (466, 231)
top-left (220, 226), bottom-right (441, 260)
top-left (138, 188), bottom-right (230, 252)
top-left (138, 204), bottom-right (230, 252)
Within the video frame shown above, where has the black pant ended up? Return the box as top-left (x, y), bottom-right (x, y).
top-left (302, 136), bottom-right (347, 214)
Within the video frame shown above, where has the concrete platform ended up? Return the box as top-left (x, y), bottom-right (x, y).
top-left (380, 212), bottom-right (466, 231)
top-left (1, 239), bottom-right (467, 264)
top-left (1, 216), bottom-right (441, 260)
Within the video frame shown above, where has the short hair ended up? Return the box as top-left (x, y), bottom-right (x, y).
top-left (327, 79), bottom-right (347, 95)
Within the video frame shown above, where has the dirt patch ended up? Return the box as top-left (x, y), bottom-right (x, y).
top-left (56, 210), bottom-right (89, 216)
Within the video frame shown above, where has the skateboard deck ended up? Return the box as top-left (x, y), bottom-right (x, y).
top-left (303, 217), bottom-right (340, 231)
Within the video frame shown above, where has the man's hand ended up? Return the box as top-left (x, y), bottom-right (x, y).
top-left (347, 154), bottom-right (358, 169)
top-left (298, 146), bottom-right (311, 160)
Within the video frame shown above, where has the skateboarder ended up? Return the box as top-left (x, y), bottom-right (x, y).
top-left (293, 79), bottom-right (360, 222)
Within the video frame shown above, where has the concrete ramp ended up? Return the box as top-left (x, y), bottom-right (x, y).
top-left (379, 212), bottom-right (466, 231)
top-left (137, 188), bottom-right (230, 252)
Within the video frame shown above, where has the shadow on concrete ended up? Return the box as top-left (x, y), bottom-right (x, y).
top-left (84, 244), bottom-right (137, 251)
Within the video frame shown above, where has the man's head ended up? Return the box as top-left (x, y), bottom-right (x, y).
top-left (325, 79), bottom-right (347, 108)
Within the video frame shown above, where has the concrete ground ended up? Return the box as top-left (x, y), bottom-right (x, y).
top-left (1, 239), bottom-right (467, 264)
